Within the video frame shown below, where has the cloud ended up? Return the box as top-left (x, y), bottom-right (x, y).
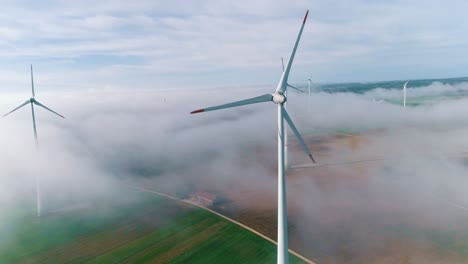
top-left (0, 1), bottom-right (467, 90)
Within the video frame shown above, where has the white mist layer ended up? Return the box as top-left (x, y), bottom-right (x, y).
top-left (0, 81), bottom-right (468, 263)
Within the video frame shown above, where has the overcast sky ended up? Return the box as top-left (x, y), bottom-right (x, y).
top-left (0, 0), bottom-right (467, 91)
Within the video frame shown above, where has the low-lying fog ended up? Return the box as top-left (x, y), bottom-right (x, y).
top-left (1, 81), bottom-right (468, 263)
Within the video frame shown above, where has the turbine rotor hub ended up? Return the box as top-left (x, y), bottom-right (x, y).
top-left (272, 92), bottom-right (287, 104)
top-left (29, 98), bottom-right (35, 103)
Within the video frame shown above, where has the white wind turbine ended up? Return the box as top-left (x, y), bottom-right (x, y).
top-left (307, 76), bottom-right (312, 111)
top-left (191, 11), bottom-right (314, 264)
top-left (403, 81), bottom-right (408, 108)
top-left (3, 65), bottom-right (64, 217)
top-left (282, 57), bottom-right (289, 169)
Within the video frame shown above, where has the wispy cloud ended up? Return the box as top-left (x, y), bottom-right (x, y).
top-left (0, 0), bottom-right (467, 90)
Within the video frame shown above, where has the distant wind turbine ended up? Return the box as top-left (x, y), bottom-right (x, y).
top-left (281, 57), bottom-right (304, 94)
top-left (281, 57), bottom-right (306, 169)
top-left (307, 76), bottom-right (312, 111)
top-left (281, 57), bottom-right (289, 169)
top-left (403, 81), bottom-right (408, 108)
top-left (3, 65), bottom-right (64, 217)
top-left (191, 11), bottom-right (314, 264)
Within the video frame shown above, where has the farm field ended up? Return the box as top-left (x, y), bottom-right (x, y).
top-left (0, 189), bottom-right (308, 264)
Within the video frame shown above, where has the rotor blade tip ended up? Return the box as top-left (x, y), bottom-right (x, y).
top-left (309, 154), bottom-right (316, 163)
top-left (190, 109), bottom-right (205, 114)
top-left (303, 10), bottom-right (309, 24)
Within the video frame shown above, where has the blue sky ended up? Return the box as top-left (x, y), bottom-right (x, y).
top-left (0, 0), bottom-right (467, 91)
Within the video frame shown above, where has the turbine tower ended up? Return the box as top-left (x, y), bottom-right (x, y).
top-left (3, 65), bottom-right (64, 217)
top-left (403, 81), bottom-right (408, 108)
top-left (282, 57), bottom-right (289, 169)
top-left (191, 11), bottom-right (314, 264)
top-left (307, 76), bottom-right (312, 111)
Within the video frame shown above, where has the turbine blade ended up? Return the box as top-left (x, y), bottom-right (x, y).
top-left (282, 107), bottom-right (316, 163)
top-left (34, 100), bottom-right (64, 118)
top-left (3, 100), bottom-right (30, 117)
top-left (275, 10), bottom-right (309, 94)
top-left (191, 94), bottom-right (273, 114)
top-left (281, 57), bottom-right (285, 72)
top-left (31, 64), bottom-right (35, 98)
top-left (287, 84), bottom-right (305, 93)
top-left (290, 158), bottom-right (385, 170)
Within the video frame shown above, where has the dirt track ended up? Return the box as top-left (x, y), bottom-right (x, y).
top-left (129, 185), bottom-right (316, 264)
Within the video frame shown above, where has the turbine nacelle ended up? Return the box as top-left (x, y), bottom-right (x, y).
top-left (30, 98), bottom-right (35, 103)
top-left (272, 92), bottom-right (287, 104)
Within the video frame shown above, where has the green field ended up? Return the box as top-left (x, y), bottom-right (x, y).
top-left (0, 190), bottom-right (308, 264)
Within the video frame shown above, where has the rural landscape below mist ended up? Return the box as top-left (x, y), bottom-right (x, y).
top-left (1, 1), bottom-right (468, 264)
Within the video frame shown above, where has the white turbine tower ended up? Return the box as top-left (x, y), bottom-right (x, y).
top-left (282, 57), bottom-right (289, 169)
top-left (403, 81), bottom-right (408, 108)
top-left (3, 65), bottom-right (64, 217)
top-left (307, 76), bottom-right (312, 111)
top-left (191, 11), bottom-right (314, 264)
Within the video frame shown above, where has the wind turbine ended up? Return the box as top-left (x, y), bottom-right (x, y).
top-left (3, 65), bottom-right (64, 217)
top-left (307, 76), bottom-right (312, 111)
top-left (191, 11), bottom-right (314, 264)
top-left (403, 81), bottom-right (408, 108)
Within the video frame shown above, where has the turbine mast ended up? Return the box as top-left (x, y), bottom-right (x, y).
top-left (403, 81), bottom-right (408, 108)
top-left (282, 57), bottom-right (289, 169)
top-left (308, 77), bottom-right (312, 112)
top-left (31, 64), bottom-right (40, 217)
top-left (277, 103), bottom-right (288, 264)
top-left (30, 101), bottom-right (41, 217)
top-left (30, 102), bottom-right (38, 148)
